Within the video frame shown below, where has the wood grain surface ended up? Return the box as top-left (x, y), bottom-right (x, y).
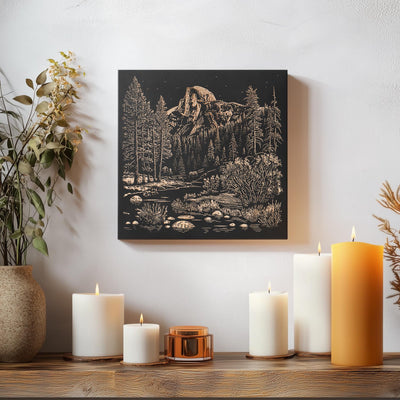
top-left (1, 352), bottom-right (400, 397)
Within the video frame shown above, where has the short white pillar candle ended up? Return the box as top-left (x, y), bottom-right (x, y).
top-left (249, 283), bottom-right (288, 357)
top-left (123, 314), bottom-right (160, 364)
top-left (72, 284), bottom-right (124, 357)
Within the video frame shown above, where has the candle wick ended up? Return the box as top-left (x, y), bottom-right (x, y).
top-left (352, 238), bottom-right (355, 242)
top-left (268, 288), bottom-right (271, 294)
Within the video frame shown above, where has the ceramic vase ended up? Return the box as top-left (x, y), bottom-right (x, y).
top-left (0, 265), bottom-right (46, 362)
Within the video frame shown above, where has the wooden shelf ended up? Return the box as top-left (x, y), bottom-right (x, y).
top-left (1, 352), bottom-right (400, 397)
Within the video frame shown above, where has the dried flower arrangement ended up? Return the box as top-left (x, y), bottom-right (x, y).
top-left (0, 51), bottom-right (84, 265)
top-left (375, 181), bottom-right (400, 307)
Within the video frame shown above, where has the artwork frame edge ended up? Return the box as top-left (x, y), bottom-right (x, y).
top-left (118, 69), bottom-right (288, 240)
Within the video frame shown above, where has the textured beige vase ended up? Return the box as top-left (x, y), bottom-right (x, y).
top-left (0, 265), bottom-right (46, 362)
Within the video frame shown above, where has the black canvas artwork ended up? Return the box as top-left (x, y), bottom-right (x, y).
top-left (118, 70), bottom-right (287, 239)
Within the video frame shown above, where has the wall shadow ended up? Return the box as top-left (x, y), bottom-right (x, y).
top-left (32, 262), bottom-right (73, 353)
top-left (31, 79), bottom-right (100, 352)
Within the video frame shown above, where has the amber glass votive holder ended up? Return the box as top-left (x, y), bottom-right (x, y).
top-left (164, 326), bottom-right (213, 361)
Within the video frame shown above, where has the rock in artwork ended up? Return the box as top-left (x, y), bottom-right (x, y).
top-left (118, 70), bottom-right (287, 239)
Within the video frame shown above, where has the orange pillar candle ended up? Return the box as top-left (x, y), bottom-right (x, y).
top-left (331, 228), bottom-right (383, 366)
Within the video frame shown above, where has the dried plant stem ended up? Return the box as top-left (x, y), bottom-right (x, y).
top-left (374, 180), bottom-right (400, 307)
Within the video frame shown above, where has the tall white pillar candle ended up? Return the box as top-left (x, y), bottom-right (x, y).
top-left (72, 285), bottom-right (124, 357)
top-left (293, 249), bottom-right (331, 353)
top-left (249, 285), bottom-right (288, 356)
top-left (123, 315), bottom-right (160, 364)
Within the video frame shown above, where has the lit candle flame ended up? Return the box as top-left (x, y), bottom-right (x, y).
top-left (140, 313), bottom-right (143, 326)
top-left (351, 226), bottom-right (356, 242)
top-left (318, 241), bottom-right (321, 256)
top-left (268, 281), bottom-right (271, 294)
top-left (95, 283), bottom-right (99, 296)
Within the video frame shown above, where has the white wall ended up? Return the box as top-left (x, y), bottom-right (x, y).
top-left (1, 0), bottom-right (400, 352)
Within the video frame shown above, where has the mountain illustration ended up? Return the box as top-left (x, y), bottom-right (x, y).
top-left (167, 85), bottom-right (258, 139)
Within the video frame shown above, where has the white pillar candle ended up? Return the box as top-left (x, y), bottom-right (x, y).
top-left (249, 284), bottom-right (288, 357)
top-left (72, 284), bottom-right (124, 357)
top-left (293, 245), bottom-right (331, 353)
top-left (123, 314), bottom-right (160, 364)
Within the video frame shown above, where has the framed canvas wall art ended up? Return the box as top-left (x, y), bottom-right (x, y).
top-left (118, 70), bottom-right (287, 239)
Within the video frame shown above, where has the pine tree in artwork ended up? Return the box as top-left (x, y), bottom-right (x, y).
top-left (207, 139), bottom-right (215, 166)
top-left (202, 154), bottom-right (208, 169)
top-left (244, 86), bottom-right (263, 156)
top-left (182, 139), bottom-right (190, 171)
top-left (171, 134), bottom-right (179, 175)
top-left (194, 136), bottom-right (202, 170)
top-left (177, 155), bottom-right (186, 176)
top-left (188, 149), bottom-right (196, 171)
top-left (154, 96), bottom-right (172, 181)
top-left (214, 129), bottom-right (222, 158)
top-left (122, 76), bottom-right (146, 182)
top-left (228, 132), bottom-right (238, 161)
top-left (172, 134), bottom-right (185, 176)
top-left (221, 146), bottom-right (227, 164)
top-left (140, 100), bottom-right (154, 179)
top-left (265, 87), bottom-right (282, 153)
top-left (150, 107), bottom-right (158, 181)
top-left (235, 122), bottom-right (245, 157)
